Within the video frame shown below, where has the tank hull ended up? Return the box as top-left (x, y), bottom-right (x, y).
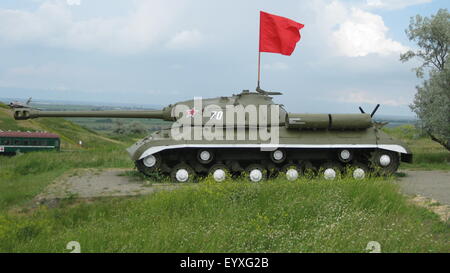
top-left (129, 126), bottom-right (411, 181)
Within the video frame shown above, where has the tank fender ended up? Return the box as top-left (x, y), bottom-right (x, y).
top-left (135, 143), bottom-right (410, 160)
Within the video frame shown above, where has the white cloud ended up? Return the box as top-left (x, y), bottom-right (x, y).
top-left (308, 1), bottom-right (409, 57)
top-left (0, 0), bottom-right (185, 54)
top-left (365, 0), bottom-right (432, 10)
top-left (332, 8), bottom-right (408, 57)
top-left (167, 29), bottom-right (204, 49)
top-left (337, 90), bottom-right (409, 106)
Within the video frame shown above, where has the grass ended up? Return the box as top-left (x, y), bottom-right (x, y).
top-left (0, 177), bottom-right (448, 253)
top-left (0, 148), bottom-right (133, 212)
top-left (383, 125), bottom-right (450, 170)
top-left (0, 110), bottom-right (30, 131)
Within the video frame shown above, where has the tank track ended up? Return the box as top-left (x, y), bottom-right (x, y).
top-left (135, 147), bottom-right (400, 182)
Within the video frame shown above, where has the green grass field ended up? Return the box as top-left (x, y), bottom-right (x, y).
top-left (0, 177), bottom-right (449, 253)
top-left (384, 125), bottom-right (450, 170)
top-left (0, 102), bottom-right (448, 252)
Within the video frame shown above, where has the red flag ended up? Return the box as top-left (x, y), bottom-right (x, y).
top-left (259, 11), bottom-right (304, 56)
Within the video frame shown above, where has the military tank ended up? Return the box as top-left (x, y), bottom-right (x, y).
top-left (13, 88), bottom-right (412, 182)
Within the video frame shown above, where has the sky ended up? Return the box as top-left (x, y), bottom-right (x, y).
top-left (0, 0), bottom-right (448, 116)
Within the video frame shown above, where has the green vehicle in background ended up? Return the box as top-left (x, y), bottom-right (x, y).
top-left (13, 88), bottom-right (412, 182)
top-left (0, 131), bottom-right (60, 155)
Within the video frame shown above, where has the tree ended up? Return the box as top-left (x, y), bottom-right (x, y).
top-left (401, 9), bottom-right (449, 77)
top-left (410, 58), bottom-right (450, 150)
top-left (112, 119), bottom-right (126, 134)
top-left (401, 9), bottom-right (450, 151)
top-left (128, 121), bottom-right (147, 135)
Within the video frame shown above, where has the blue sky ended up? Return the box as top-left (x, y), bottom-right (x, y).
top-left (0, 0), bottom-right (448, 115)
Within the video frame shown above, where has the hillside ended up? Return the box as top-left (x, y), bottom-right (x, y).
top-left (0, 102), bottom-right (122, 149)
top-left (0, 101), bottom-right (134, 211)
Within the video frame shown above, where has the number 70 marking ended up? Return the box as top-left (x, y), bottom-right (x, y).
top-left (210, 111), bottom-right (223, 120)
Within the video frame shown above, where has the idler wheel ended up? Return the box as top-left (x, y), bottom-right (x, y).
top-left (209, 164), bottom-right (229, 182)
top-left (143, 155), bottom-right (158, 168)
top-left (245, 164), bottom-right (267, 182)
top-left (135, 153), bottom-right (162, 176)
top-left (370, 150), bottom-right (399, 176)
top-left (320, 162), bottom-right (342, 180)
top-left (170, 163), bottom-right (196, 183)
top-left (281, 164), bottom-right (303, 181)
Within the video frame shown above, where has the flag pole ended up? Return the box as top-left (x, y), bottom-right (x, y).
top-left (257, 11), bottom-right (261, 90)
top-left (257, 51), bottom-right (261, 89)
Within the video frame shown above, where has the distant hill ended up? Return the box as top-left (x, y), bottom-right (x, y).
top-left (0, 101), bottom-right (122, 150)
top-left (373, 114), bottom-right (417, 128)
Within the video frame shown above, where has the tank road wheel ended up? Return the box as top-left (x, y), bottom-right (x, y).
top-left (370, 150), bottom-right (400, 176)
top-left (245, 164), bottom-right (267, 182)
top-left (135, 154), bottom-right (162, 176)
top-left (209, 164), bottom-right (229, 182)
top-left (197, 150), bottom-right (214, 164)
top-left (350, 162), bottom-right (369, 180)
top-left (281, 164), bottom-right (302, 181)
top-left (320, 162), bottom-right (342, 180)
top-left (170, 163), bottom-right (196, 183)
top-left (270, 149), bottom-right (286, 164)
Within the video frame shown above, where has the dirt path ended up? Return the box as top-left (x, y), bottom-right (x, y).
top-left (34, 168), bottom-right (184, 202)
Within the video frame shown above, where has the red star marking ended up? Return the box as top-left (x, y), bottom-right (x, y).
top-left (186, 108), bottom-right (197, 117)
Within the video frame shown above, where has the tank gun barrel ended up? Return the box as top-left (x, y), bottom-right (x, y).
top-left (13, 109), bottom-right (173, 121)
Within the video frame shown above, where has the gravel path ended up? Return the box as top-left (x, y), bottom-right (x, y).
top-left (397, 170), bottom-right (450, 205)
